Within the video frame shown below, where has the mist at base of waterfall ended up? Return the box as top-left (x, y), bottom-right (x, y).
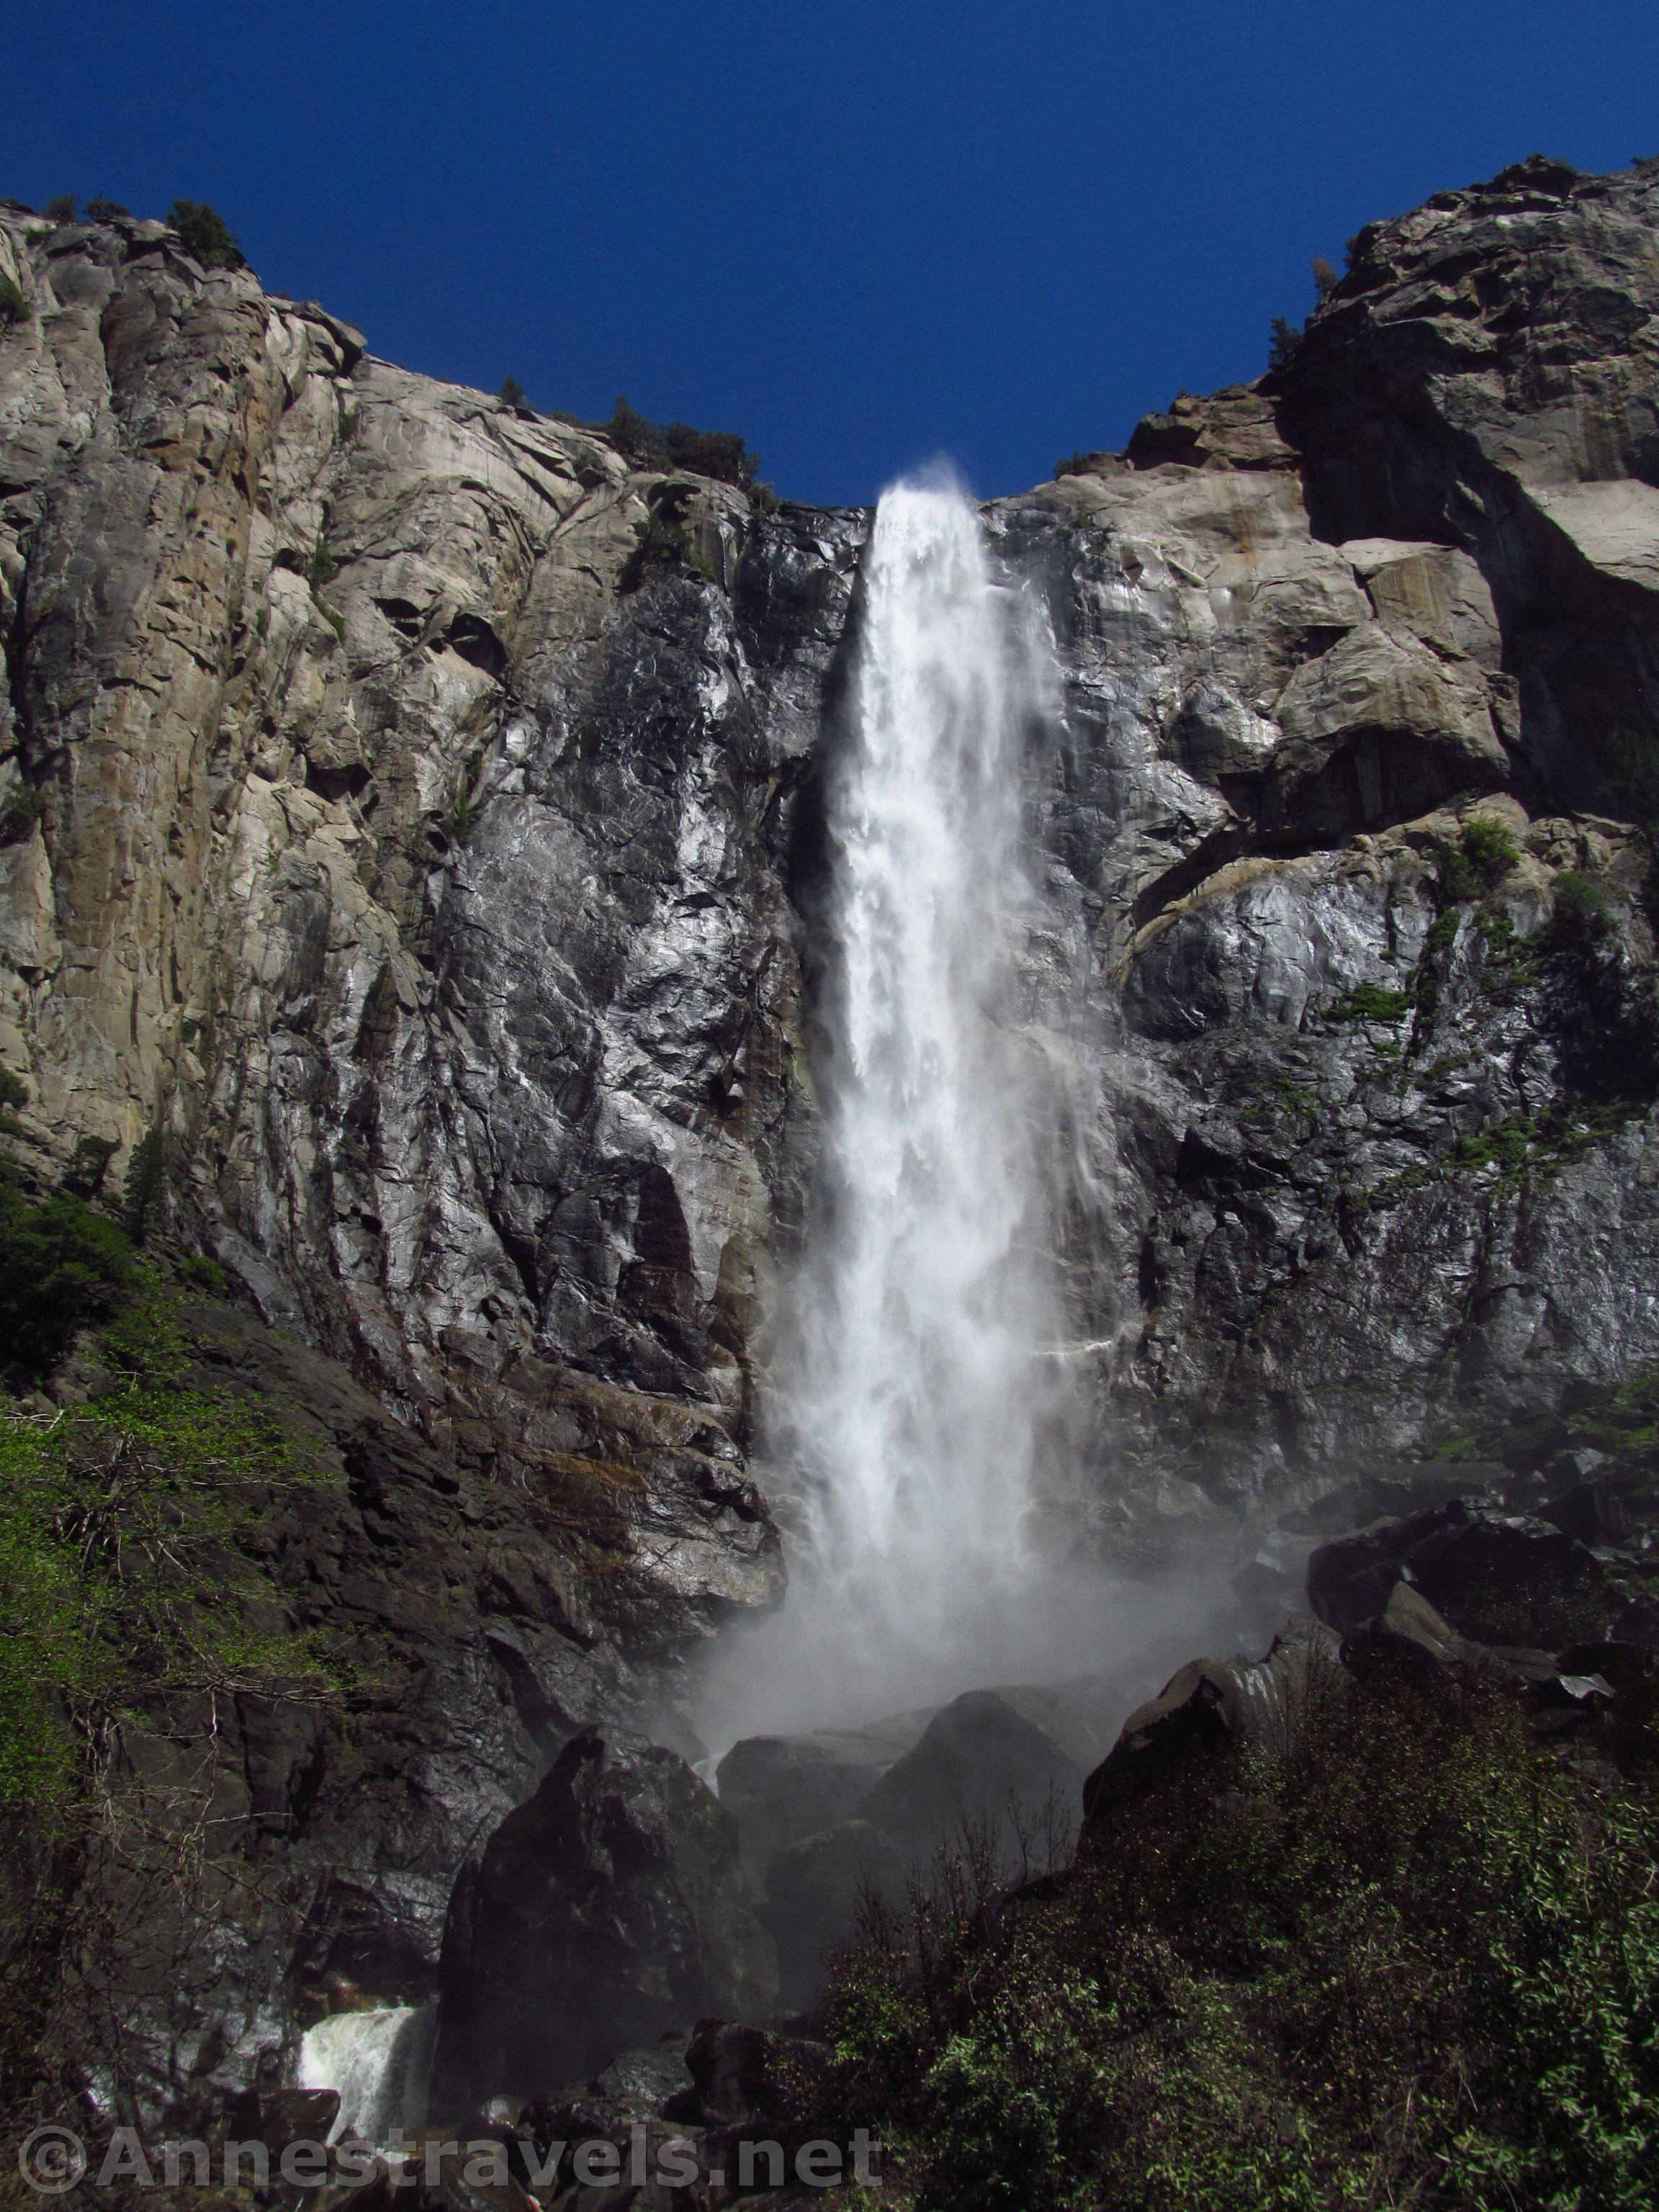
top-left (696, 477), bottom-right (1200, 1760)
top-left (695, 1539), bottom-right (1242, 1756)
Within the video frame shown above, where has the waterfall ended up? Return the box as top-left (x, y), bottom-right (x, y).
top-left (295, 2005), bottom-right (436, 2146)
top-left (703, 478), bottom-right (1080, 1742)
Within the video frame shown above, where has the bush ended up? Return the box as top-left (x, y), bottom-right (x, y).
top-left (1328, 983), bottom-right (1413, 1023)
top-left (0, 275), bottom-right (30, 328)
top-left (619, 505), bottom-right (706, 593)
top-left (1312, 256), bottom-right (1339, 295)
top-left (1437, 815), bottom-right (1521, 902)
top-left (307, 534), bottom-right (341, 588)
top-left (1550, 867), bottom-right (1613, 945)
top-left (83, 197), bottom-right (129, 222)
top-left (814, 1659), bottom-right (1659, 2212)
top-left (1267, 315), bottom-right (1303, 370)
top-left (663, 421), bottom-right (753, 486)
top-left (601, 393), bottom-right (667, 470)
top-left (40, 194), bottom-right (77, 225)
top-left (599, 394), bottom-right (770, 494)
top-left (498, 375), bottom-right (527, 410)
top-left (167, 199), bottom-right (244, 270)
top-left (0, 1347), bottom-right (341, 1820)
top-left (0, 1183), bottom-right (138, 1377)
top-left (0, 782), bottom-right (47, 842)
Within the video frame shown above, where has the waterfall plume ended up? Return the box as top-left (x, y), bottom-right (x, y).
top-left (701, 478), bottom-right (1089, 1742)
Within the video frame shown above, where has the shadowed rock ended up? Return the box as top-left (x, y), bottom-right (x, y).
top-left (431, 1728), bottom-right (775, 2110)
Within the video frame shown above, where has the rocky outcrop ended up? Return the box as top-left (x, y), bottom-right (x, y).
top-left (6, 165), bottom-right (1659, 1588)
top-left (431, 1729), bottom-right (775, 2110)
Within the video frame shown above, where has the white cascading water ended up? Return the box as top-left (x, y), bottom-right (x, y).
top-left (295, 2005), bottom-right (435, 2146)
top-left (704, 478), bottom-right (1082, 1741)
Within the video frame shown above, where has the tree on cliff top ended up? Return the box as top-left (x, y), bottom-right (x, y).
top-left (168, 199), bottom-right (244, 270)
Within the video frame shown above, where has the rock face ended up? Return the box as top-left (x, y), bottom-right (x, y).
top-left (431, 1728), bottom-right (775, 2110)
top-left (4, 156), bottom-right (1659, 2127)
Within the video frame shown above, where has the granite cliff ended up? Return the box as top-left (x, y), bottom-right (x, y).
top-left (1, 150), bottom-right (1658, 2137)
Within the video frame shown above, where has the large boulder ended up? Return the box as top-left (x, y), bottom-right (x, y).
top-left (762, 1820), bottom-right (907, 2011)
top-left (1081, 1618), bottom-right (1344, 1829)
top-left (715, 1711), bottom-right (927, 1885)
top-left (431, 1728), bottom-right (776, 2110)
top-left (1309, 1500), bottom-right (1617, 1646)
top-left (856, 1687), bottom-right (1097, 1869)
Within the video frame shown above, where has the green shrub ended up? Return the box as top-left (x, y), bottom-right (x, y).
top-left (498, 375), bottom-right (527, 409)
top-left (601, 393), bottom-right (667, 470)
top-left (1328, 983), bottom-right (1412, 1023)
top-left (815, 1660), bottom-right (1659, 2212)
top-left (1437, 815), bottom-right (1521, 902)
top-left (121, 1128), bottom-right (166, 1246)
top-left (167, 199), bottom-right (244, 270)
top-left (0, 1183), bottom-right (138, 1376)
top-left (307, 534), bottom-right (341, 588)
top-left (179, 1252), bottom-right (226, 1295)
top-left (0, 1068), bottom-right (26, 1149)
top-left (42, 195), bottom-right (78, 225)
top-left (599, 395), bottom-right (768, 492)
top-left (83, 196), bottom-right (129, 222)
top-left (0, 781), bottom-right (47, 842)
top-left (0, 1350), bottom-right (341, 1821)
top-left (1550, 867), bottom-right (1613, 945)
top-left (1267, 315), bottom-right (1303, 370)
top-left (0, 275), bottom-right (30, 328)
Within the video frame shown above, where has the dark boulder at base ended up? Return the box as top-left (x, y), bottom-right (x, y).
top-left (762, 1819), bottom-right (907, 2012)
top-left (1308, 1501), bottom-right (1617, 1645)
top-left (1081, 1618), bottom-right (1344, 1827)
top-left (714, 1710), bottom-right (927, 1884)
top-left (431, 1728), bottom-right (775, 2111)
top-left (855, 1687), bottom-right (1097, 1868)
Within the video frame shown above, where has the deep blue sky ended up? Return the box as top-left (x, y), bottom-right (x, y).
top-left (6, 1), bottom-right (1658, 506)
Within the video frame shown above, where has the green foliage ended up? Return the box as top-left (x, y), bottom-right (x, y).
top-left (0, 1066), bottom-right (27, 1143)
top-left (1053, 451), bottom-right (1096, 480)
top-left (83, 197), bottom-right (129, 222)
top-left (817, 1663), bottom-right (1659, 2212)
top-left (619, 500), bottom-right (716, 593)
top-left (598, 393), bottom-right (770, 495)
top-left (1267, 315), bottom-right (1303, 370)
top-left (0, 274), bottom-right (30, 328)
top-left (498, 375), bottom-right (527, 409)
top-left (0, 1344), bottom-right (341, 1822)
top-left (1327, 983), bottom-right (1412, 1024)
top-left (0, 781), bottom-right (47, 842)
top-left (1595, 724), bottom-right (1659, 835)
top-left (1437, 815), bottom-right (1521, 902)
top-left (121, 1128), bottom-right (166, 1247)
top-left (167, 198), bottom-right (244, 270)
top-left (602, 394), bottom-right (667, 469)
top-left (178, 1253), bottom-right (226, 1295)
top-left (1550, 866), bottom-right (1614, 945)
top-left (0, 1183), bottom-right (138, 1377)
top-left (41, 195), bottom-right (78, 225)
